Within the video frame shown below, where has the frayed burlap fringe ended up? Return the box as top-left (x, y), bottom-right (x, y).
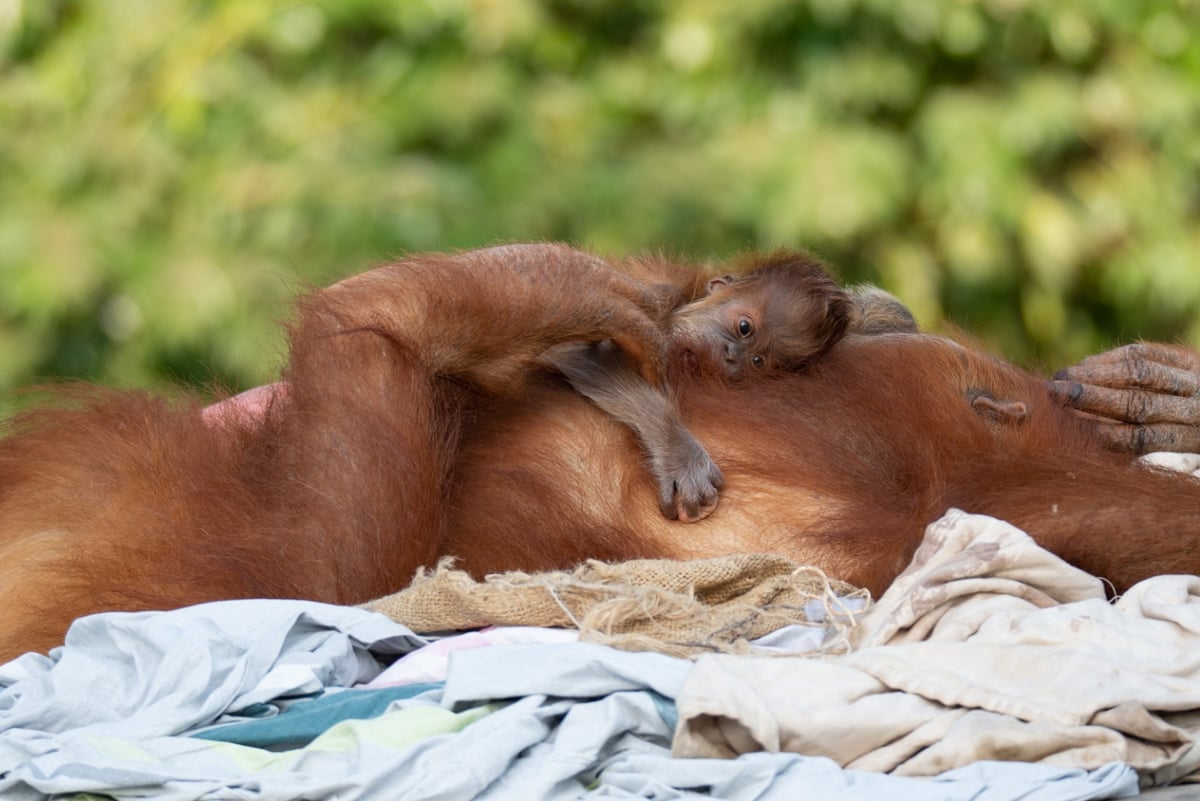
top-left (362, 553), bottom-right (870, 658)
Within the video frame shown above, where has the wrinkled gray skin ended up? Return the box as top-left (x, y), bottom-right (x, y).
top-left (1050, 342), bottom-right (1200, 454)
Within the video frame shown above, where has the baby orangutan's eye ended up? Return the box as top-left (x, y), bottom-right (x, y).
top-left (751, 355), bottom-right (765, 368)
top-left (737, 317), bottom-right (753, 337)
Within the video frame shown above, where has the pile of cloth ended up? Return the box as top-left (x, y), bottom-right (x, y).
top-left (4, 505), bottom-right (1200, 800)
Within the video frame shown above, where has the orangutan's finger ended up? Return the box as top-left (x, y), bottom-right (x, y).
top-left (1055, 343), bottom-right (1200, 383)
top-left (1090, 421), bottom-right (1200, 455)
top-left (1048, 382), bottom-right (1200, 425)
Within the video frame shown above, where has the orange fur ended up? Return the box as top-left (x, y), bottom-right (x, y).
top-left (1, 245), bottom-right (1198, 661)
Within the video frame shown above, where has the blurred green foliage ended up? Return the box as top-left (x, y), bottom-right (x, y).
top-left (1, 0), bottom-right (1199, 403)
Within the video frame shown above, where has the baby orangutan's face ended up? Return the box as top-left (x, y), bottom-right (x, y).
top-left (668, 275), bottom-right (846, 382)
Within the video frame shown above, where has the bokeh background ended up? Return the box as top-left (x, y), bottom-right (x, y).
top-left (2, 0), bottom-right (1199, 404)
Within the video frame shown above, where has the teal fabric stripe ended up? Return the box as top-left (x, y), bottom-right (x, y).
top-left (193, 682), bottom-right (444, 749)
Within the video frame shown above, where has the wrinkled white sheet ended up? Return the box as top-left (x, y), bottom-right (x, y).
top-left (0, 601), bottom-right (425, 754)
top-left (0, 592), bottom-right (1138, 800)
top-left (675, 509), bottom-right (1200, 787)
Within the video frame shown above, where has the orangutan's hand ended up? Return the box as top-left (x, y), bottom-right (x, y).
top-left (1049, 343), bottom-right (1200, 454)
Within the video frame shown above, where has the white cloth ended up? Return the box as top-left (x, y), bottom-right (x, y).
top-left (0, 589), bottom-right (1137, 800)
top-left (675, 509), bottom-right (1200, 786)
top-left (1141, 452), bottom-right (1200, 478)
top-left (364, 626), bottom-right (580, 688)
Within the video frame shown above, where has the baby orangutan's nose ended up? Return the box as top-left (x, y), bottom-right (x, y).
top-left (721, 342), bottom-right (744, 379)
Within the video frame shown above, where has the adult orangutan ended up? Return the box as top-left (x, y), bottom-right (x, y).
top-left (0, 243), bottom-right (1198, 662)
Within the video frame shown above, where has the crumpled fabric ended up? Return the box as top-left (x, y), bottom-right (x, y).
top-left (0, 590), bottom-right (1138, 800)
top-left (675, 509), bottom-right (1200, 787)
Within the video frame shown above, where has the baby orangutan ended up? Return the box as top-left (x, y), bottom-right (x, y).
top-left (544, 251), bottom-right (917, 522)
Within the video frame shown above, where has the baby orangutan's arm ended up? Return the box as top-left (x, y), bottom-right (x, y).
top-left (541, 341), bottom-right (724, 523)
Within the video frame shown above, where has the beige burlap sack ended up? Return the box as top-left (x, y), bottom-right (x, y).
top-left (362, 553), bottom-right (868, 658)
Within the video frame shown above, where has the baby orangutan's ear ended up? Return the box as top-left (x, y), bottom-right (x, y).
top-left (706, 274), bottom-right (738, 294)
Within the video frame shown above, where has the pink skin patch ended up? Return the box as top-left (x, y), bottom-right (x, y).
top-left (201, 382), bottom-right (288, 427)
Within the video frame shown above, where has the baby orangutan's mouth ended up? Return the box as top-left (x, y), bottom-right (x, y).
top-left (667, 346), bottom-right (704, 384)
top-left (666, 336), bottom-right (731, 386)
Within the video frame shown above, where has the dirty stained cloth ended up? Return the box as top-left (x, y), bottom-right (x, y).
top-left (675, 508), bottom-right (1200, 787)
